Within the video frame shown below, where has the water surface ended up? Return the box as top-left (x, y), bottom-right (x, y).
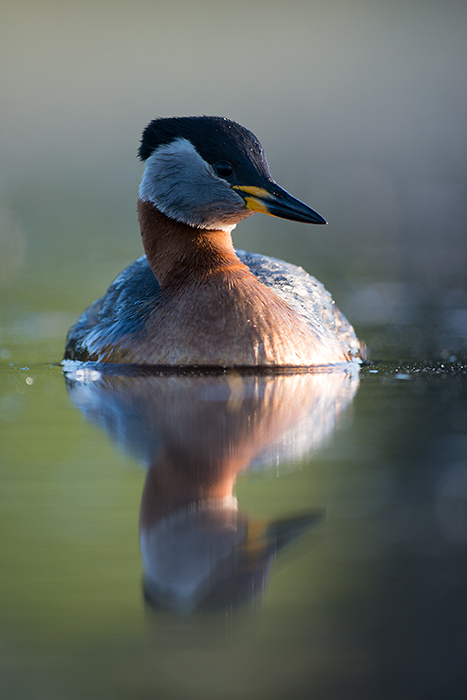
top-left (1, 358), bottom-right (466, 699)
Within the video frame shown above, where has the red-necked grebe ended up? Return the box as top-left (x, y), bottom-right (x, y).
top-left (64, 116), bottom-right (362, 367)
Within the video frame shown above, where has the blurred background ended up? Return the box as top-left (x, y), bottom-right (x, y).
top-left (1, 0), bottom-right (467, 364)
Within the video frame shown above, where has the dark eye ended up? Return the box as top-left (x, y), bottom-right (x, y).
top-left (214, 161), bottom-right (233, 178)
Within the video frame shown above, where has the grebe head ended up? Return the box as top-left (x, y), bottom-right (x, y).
top-left (138, 116), bottom-right (326, 232)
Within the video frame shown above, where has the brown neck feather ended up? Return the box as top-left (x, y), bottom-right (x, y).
top-left (135, 199), bottom-right (347, 366)
top-left (137, 199), bottom-right (248, 288)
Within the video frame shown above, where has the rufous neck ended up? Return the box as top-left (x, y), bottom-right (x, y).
top-left (139, 450), bottom-right (241, 529)
top-left (137, 199), bottom-right (245, 288)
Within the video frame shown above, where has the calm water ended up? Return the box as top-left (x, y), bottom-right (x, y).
top-left (1, 357), bottom-right (466, 700)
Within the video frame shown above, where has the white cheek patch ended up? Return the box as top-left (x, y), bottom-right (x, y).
top-left (139, 138), bottom-right (245, 230)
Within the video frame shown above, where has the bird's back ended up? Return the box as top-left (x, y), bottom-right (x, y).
top-left (64, 253), bottom-right (361, 365)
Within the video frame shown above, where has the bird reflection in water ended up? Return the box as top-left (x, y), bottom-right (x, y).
top-left (64, 365), bottom-right (359, 614)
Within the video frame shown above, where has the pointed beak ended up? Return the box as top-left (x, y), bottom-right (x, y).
top-left (233, 184), bottom-right (327, 225)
